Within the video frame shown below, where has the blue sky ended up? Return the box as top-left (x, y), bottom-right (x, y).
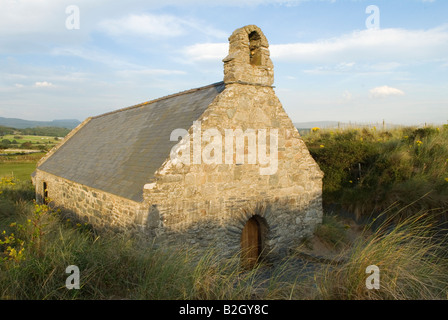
top-left (0, 0), bottom-right (447, 125)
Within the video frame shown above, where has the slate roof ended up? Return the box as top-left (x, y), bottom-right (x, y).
top-left (37, 82), bottom-right (226, 202)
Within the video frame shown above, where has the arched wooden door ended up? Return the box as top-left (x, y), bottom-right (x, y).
top-left (240, 217), bottom-right (261, 269)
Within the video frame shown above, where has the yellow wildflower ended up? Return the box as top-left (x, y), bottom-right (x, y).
top-left (8, 248), bottom-right (17, 257)
top-left (320, 144), bottom-right (325, 148)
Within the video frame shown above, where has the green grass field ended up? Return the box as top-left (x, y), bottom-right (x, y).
top-left (0, 162), bottom-right (37, 181)
top-left (0, 152), bottom-right (44, 181)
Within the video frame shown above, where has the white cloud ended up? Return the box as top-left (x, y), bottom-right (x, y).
top-left (304, 61), bottom-right (404, 76)
top-left (34, 81), bottom-right (53, 87)
top-left (342, 90), bottom-right (352, 101)
top-left (0, 0), bottom-right (61, 35)
top-left (0, 0), bottom-right (328, 39)
top-left (270, 26), bottom-right (448, 64)
top-left (369, 86), bottom-right (404, 98)
top-left (51, 46), bottom-right (187, 78)
top-left (51, 46), bottom-right (141, 69)
top-left (182, 43), bottom-right (228, 61)
top-left (98, 13), bottom-right (227, 39)
top-left (0, 1), bottom-right (93, 54)
top-left (98, 14), bottom-right (187, 38)
top-left (116, 69), bottom-right (187, 77)
top-left (182, 25), bottom-right (448, 68)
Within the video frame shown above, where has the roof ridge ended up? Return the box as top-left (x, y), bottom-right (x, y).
top-left (91, 81), bottom-right (225, 119)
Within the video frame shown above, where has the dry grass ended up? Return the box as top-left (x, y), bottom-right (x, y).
top-left (314, 206), bottom-right (448, 300)
top-left (2, 161), bottom-right (448, 300)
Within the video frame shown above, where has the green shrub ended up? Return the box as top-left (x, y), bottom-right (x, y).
top-left (303, 126), bottom-right (448, 217)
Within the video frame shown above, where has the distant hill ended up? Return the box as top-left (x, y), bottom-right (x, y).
top-left (0, 117), bottom-right (81, 129)
top-left (294, 121), bottom-right (340, 129)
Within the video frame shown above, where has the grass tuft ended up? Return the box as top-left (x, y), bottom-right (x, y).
top-left (315, 207), bottom-right (448, 300)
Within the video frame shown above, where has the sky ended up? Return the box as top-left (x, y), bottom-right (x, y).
top-left (0, 0), bottom-right (447, 126)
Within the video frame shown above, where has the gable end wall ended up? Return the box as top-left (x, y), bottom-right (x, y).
top-left (143, 83), bottom-right (323, 258)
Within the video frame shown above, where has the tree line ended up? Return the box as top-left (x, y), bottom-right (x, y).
top-left (0, 126), bottom-right (71, 137)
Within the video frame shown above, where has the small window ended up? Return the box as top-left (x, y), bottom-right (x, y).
top-left (43, 182), bottom-right (48, 204)
top-left (249, 31), bottom-right (262, 66)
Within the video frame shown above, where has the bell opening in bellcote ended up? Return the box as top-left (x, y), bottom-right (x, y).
top-left (223, 25), bottom-right (274, 87)
top-left (249, 31), bottom-right (262, 66)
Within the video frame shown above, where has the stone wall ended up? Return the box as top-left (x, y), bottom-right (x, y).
top-left (34, 170), bottom-right (147, 233)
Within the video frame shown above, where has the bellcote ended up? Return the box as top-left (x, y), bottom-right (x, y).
top-left (223, 25), bottom-right (274, 87)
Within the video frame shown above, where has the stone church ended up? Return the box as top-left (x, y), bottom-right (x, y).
top-left (33, 25), bottom-right (323, 265)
